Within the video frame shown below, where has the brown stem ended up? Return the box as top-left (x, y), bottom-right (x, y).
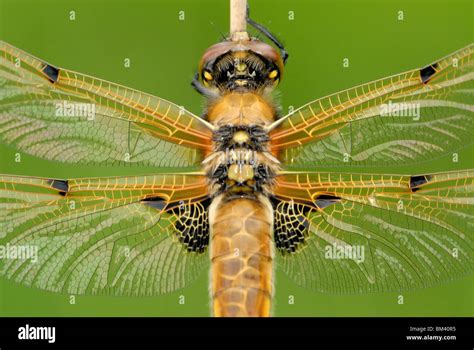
top-left (230, 0), bottom-right (249, 41)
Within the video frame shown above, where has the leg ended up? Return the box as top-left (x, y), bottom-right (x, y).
top-left (246, 4), bottom-right (289, 64)
top-left (191, 73), bottom-right (218, 98)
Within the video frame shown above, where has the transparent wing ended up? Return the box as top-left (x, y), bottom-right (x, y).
top-left (0, 173), bottom-right (210, 296)
top-left (0, 41), bottom-right (213, 167)
top-left (270, 44), bottom-right (474, 168)
top-left (273, 170), bottom-right (474, 293)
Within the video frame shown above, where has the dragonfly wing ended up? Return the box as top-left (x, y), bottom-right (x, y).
top-left (270, 44), bottom-right (474, 168)
top-left (0, 41), bottom-right (212, 168)
top-left (0, 173), bottom-right (210, 295)
top-left (272, 170), bottom-right (474, 293)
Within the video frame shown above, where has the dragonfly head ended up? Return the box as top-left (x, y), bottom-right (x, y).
top-left (198, 39), bottom-right (284, 93)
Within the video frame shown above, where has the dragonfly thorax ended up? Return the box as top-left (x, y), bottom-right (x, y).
top-left (203, 125), bottom-right (279, 199)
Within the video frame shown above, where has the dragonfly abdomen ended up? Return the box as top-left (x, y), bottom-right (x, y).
top-left (201, 52), bottom-right (281, 316)
top-left (209, 194), bottom-right (274, 317)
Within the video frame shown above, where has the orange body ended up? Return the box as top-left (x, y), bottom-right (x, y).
top-left (209, 194), bottom-right (273, 317)
top-left (205, 92), bottom-right (278, 317)
top-left (206, 92), bottom-right (276, 126)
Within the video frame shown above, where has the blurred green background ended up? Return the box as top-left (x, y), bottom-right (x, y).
top-left (0, 0), bottom-right (472, 316)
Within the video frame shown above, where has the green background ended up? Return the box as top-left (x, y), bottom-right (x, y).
top-left (0, 0), bottom-right (473, 316)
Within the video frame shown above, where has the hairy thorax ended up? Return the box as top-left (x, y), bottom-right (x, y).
top-left (206, 92), bottom-right (276, 126)
top-left (203, 92), bottom-right (280, 199)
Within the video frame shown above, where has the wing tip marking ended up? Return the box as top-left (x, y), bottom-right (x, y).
top-left (48, 179), bottom-right (69, 195)
top-left (419, 63), bottom-right (439, 84)
top-left (42, 63), bottom-right (60, 83)
top-left (409, 175), bottom-right (432, 192)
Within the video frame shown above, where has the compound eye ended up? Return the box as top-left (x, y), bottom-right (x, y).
top-left (268, 69), bottom-right (278, 79)
top-left (203, 70), bottom-right (213, 81)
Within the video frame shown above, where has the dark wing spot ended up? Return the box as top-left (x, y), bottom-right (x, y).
top-left (143, 196), bottom-right (211, 253)
top-left (314, 194), bottom-right (341, 209)
top-left (42, 63), bottom-right (59, 83)
top-left (410, 175), bottom-right (432, 192)
top-left (141, 196), bottom-right (167, 210)
top-left (419, 63), bottom-right (438, 84)
top-left (172, 198), bottom-right (211, 253)
top-left (48, 179), bottom-right (68, 195)
top-left (273, 200), bottom-right (312, 254)
top-left (296, 215), bottom-right (310, 229)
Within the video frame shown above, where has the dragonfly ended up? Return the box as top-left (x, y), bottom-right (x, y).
top-left (0, 4), bottom-right (473, 317)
